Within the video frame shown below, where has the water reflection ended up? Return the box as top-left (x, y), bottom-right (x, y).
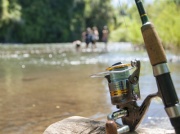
top-left (0, 43), bottom-right (179, 134)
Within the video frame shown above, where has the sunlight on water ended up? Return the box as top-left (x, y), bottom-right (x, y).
top-left (0, 43), bottom-right (179, 65)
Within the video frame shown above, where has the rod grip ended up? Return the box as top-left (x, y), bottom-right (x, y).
top-left (141, 23), bottom-right (167, 66)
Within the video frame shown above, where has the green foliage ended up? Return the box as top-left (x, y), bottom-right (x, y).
top-left (109, 4), bottom-right (143, 45)
top-left (150, 1), bottom-right (180, 48)
top-left (109, 0), bottom-right (180, 48)
top-left (0, 0), bottom-right (114, 43)
top-left (0, 0), bottom-right (22, 42)
top-left (15, 0), bottom-right (75, 43)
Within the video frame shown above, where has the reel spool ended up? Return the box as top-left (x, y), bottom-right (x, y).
top-left (105, 61), bottom-right (140, 106)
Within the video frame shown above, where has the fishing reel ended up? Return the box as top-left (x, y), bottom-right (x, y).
top-left (91, 60), bottom-right (158, 133)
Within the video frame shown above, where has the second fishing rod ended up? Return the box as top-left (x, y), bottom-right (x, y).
top-left (135, 0), bottom-right (180, 133)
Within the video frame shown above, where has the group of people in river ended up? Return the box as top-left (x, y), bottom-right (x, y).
top-left (82, 26), bottom-right (99, 49)
top-left (73, 26), bottom-right (109, 52)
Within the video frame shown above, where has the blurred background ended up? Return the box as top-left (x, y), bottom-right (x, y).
top-left (0, 0), bottom-right (179, 48)
top-left (0, 0), bottom-right (180, 134)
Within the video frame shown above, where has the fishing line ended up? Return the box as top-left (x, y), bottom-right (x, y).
top-left (118, 0), bottom-right (128, 31)
top-left (90, 66), bottom-right (135, 78)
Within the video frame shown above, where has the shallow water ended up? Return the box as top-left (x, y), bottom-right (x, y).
top-left (0, 43), bottom-right (179, 134)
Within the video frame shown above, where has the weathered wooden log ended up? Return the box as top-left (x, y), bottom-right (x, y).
top-left (44, 116), bottom-right (175, 134)
top-left (44, 116), bottom-right (106, 134)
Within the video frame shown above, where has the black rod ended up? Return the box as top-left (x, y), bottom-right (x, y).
top-left (135, 0), bottom-right (149, 24)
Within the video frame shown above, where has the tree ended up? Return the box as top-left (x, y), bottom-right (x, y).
top-left (0, 0), bottom-right (22, 42)
top-left (17, 0), bottom-right (75, 43)
top-left (0, 0), bottom-right (114, 43)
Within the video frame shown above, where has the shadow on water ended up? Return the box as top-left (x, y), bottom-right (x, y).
top-left (0, 42), bottom-right (179, 134)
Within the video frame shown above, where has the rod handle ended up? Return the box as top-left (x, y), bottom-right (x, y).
top-left (141, 23), bottom-right (167, 66)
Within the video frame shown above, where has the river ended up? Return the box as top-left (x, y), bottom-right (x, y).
top-left (0, 42), bottom-right (179, 134)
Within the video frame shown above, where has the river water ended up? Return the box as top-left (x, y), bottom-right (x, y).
top-left (0, 43), bottom-right (179, 134)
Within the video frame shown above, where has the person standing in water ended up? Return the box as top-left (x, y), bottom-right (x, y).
top-left (91, 26), bottom-right (99, 49)
top-left (102, 25), bottom-right (109, 51)
top-left (85, 27), bottom-right (92, 49)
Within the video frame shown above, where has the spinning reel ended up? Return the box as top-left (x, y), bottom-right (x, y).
top-left (91, 60), bottom-right (158, 133)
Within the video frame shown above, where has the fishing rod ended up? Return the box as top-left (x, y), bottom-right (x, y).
top-left (91, 0), bottom-right (180, 133)
top-left (135, 0), bottom-right (180, 133)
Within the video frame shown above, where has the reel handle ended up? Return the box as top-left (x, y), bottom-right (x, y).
top-left (105, 120), bottom-right (118, 134)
